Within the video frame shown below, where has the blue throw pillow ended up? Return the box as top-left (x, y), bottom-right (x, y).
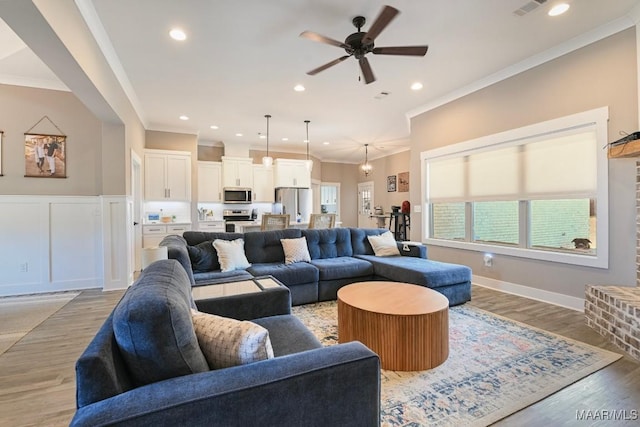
top-left (113, 260), bottom-right (209, 387)
top-left (187, 240), bottom-right (220, 272)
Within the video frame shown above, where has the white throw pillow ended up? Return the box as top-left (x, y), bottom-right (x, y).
top-left (191, 309), bottom-right (274, 369)
top-left (280, 237), bottom-right (311, 264)
top-left (367, 231), bottom-right (401, 256)
top-left (212, 239), bottom-right (251, 272)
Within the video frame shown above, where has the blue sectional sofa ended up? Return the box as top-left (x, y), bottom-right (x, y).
top-left (161, 227), bottom-right (472, 306)
top-left (72, 259), bottom-right (381, 426)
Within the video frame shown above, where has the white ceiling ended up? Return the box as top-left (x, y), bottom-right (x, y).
top-left (1, 0), bottom-right (640, 163)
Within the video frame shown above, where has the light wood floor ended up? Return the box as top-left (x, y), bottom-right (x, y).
top-left (0, 285), bottom-right (638, 426)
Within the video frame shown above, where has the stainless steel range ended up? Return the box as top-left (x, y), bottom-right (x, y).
top-left (223, 209), bottom-right (252, 232)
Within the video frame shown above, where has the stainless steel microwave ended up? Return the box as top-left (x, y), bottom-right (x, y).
top-left (223, 188), bottom-right (252, 204)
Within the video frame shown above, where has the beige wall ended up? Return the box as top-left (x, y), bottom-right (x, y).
top-left (409, 28), bottom-right (639, 298)
top-left (357, 150), bottom-right (412, 215)
top-left (0, 84), bottom-right (102, 196)
top-left (321, 162), bottom-right (360, 227)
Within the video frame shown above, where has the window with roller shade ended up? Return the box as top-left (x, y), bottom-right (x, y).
top-left (421, 107), bottom-right (608, 268)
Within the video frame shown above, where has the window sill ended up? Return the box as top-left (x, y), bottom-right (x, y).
top-left (424, 238), bottom-right (607, 269)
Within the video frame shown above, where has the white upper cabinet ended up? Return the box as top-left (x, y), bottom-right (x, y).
top-left (252, 164), bottom-right (275, 202)
top-left (197, 161), bottom-right (222, 202)
top-left (274, 159), bottom-right (311, 188)
top-left (145, 149), bottom-right (191, 201)
top-left (222, 156), bottom-right (253, 188)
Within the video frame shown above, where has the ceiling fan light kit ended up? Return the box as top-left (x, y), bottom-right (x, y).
top-left (300, 5), bottom-right (429, 84)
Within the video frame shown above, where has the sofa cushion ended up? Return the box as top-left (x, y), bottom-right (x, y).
top-left (183, 231), bottom-right (243, 246)
top-left (112, 260), bottom-right (209, 387)
top-left (193, 269), bottom-right (253, 285)
top-left (355, 254), bottom-right (472, 288)
top-left (367, 231), bottom-right (401, 256)
top-left (187, 240), bottom-right (219, 273)
top-left (212, 239), bottom-right (251, 272)
top-left (244, 229), bottom-right (302, 263)
top-left (191, 310), bottom-right (274, 369)
top-left (350, 228), bottom-right (388, 255)
top-left (303, 228), bottom-right (353, 259)
top-left (281, 236), bottom-right (311, 264)
top-left (310, 256), bottom-right (373, 281)
top-left (246, 262), bottom-right (319, 286)
top-left (252, 315), bottom-right (322, 356)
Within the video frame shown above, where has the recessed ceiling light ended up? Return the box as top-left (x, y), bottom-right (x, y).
top-left (548, 3), bottom-right (570, 16)
top-left (294, 84), bottom-right (305, 92)
top-left (169, 28), bottom-right (187, 41)
top-left (235, 133), bottom-right (243, 137)
top-left (179, 115), bottom-right (189, 120)
top-left (323, 141), bottom-right (330, 145)
top-left (259, 134), bottom-right (266, 139)
top-left (411, 82), bottom-right (423, 91)
top-left (210, 125), bottom-right (219, 130)
top-left (282, 137), bottom-right (289, 141)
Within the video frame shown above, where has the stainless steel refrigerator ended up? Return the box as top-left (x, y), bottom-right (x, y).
top-left (273, 188), bottom-right (312, 223)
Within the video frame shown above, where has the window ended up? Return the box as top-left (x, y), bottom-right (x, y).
top-left (420, 107), bottom-right (608, 268)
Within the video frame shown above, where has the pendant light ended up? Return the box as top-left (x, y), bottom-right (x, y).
top-left (362, 144), bottom-right (372, 176)
top-left (304, 119), bottom-right (313, 171)
top-left (262, 114), bottom-right (273, 168)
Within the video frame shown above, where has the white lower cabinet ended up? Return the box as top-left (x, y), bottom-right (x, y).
top-left (197, 221), bottom-right (225, 232)
top-left (142, 223), bottom-right (191, 248)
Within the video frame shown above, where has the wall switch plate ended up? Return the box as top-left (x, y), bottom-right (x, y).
top-left (414, 205), bottom-right (421, 213)
top-left (483, 254), bottom-right (493, 267)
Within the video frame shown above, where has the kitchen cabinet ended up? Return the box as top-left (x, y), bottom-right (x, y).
top-left (145, 150), bottom-right (191, 201)
top-left (197, 220), bottom-right (225, 232)
top-left (222, 156), bottom-right (253, 188)
top-left (142, 223), bottom-right (191, 248)
top-left (252, 164), bottom-right (275, 202)
top-left (198, 161), bottom-right (222, 202)
top-left (274, 159), bottom-right (310, 188)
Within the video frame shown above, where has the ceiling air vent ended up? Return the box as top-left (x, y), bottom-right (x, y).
top-left (513, 0), bottom-right (547, 16)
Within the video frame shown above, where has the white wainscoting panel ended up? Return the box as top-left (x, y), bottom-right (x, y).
top-left (0, 195), bottom-right (114, 296)
top-left (101, 196), bottom-right (132, 291)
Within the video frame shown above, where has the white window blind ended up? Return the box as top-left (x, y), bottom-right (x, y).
top-left (427, 127), bottom-right (597, 202)
top-left (524, 130), bottom-right (597, 198)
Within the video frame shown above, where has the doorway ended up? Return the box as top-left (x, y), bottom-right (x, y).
top-left (357, 181), bottom-right (376, 228)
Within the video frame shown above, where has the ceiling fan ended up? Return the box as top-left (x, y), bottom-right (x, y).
top-left (300, 5), bottom-right (429, 84)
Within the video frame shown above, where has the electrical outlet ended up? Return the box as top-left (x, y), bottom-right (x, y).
top-left (483, 254), bottom-right (493, 267)
top-left (19, 262), bottom-right (28, 273)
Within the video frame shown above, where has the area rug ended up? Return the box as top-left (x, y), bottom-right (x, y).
top-left (0, 292), bottom-right (79, 356)
top-left (292, 301), bottom-right (621, 427)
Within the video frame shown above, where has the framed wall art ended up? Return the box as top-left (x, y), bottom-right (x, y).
top-left (24, 133), bottom-right (66, 178)
top-left (398, 171), bottom-right (409, 192)
top-left (387, 175), bottom-right (397, 192)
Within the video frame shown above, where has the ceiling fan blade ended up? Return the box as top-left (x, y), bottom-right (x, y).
top-left (372, 45), bottom-right (429, 56)
top-left (300, 31), bottom-right (349, 49)
top-left (361, 5), bottom-right (400, 45)
top-left (307, 55), bottom-right (351, 76)
top-left (359, 57), bottom-right (375, 84)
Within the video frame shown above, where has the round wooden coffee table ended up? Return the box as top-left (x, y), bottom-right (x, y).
top-left (337, 281), bottom-right (449, 371)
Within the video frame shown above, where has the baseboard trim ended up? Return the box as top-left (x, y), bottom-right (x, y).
top-left (472, 275), bottom-right (585, 312)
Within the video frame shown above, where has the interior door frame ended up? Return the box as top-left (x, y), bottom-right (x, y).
top-left (131, 150), bottom-right (143, 272)
top-left (357, 181), bottom-right (375, 228)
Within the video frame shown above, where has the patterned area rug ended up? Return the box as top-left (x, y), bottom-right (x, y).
top-left (292, 301), bottom-right (621, 427)
top-left (0, 292), bottom-right (79, 356)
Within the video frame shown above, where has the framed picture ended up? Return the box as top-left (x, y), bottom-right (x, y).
top-left (24, 133), bottom-right (66, 178)
top-left (398, 171), bottom-right (409, 192)
top-left (387, 175), bottom-right (397, 192)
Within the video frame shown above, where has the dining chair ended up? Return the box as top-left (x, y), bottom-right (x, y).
top-left (308, 213), bottom-right (336, 229)
top-left (261, 214), bottom-right (290, 231)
